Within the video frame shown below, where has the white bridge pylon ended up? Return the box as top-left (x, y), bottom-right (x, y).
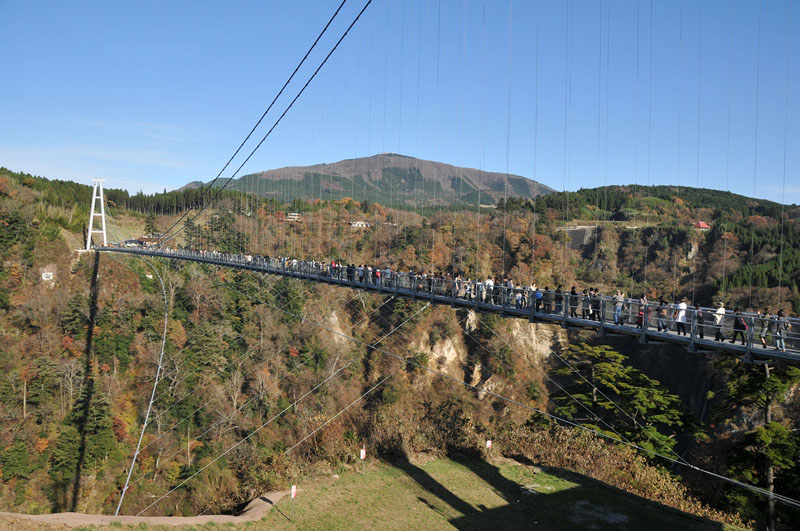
top-left (87, 178), bottom-right (108, 250)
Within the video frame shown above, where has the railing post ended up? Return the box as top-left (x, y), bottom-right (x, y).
top-left (529, 289), bottom-right (535, 323)
top-left (639, 303), bottom-right (648, 344)
top-left (688, 309), bottom-right (697, 353)
top-left (451, 279), bottom-right (457, 308)
top-left (598, 299), bottom-right (606, 336)
top-left (562, 294), bottom-right (569, 328)
top-left (746, 316), bottom-right (754, 358)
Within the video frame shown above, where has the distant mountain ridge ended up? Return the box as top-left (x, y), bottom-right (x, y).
top-left (181, 153), bottom-right (555, 207)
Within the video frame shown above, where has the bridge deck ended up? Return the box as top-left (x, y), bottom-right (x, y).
top-left (96, 247), bottom-right (800, 364)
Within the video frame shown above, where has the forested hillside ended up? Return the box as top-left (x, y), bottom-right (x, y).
top-left (1, 166), bottom-right (799, 528)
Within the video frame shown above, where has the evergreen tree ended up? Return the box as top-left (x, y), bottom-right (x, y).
top-left (67, 386), bottom-right (116, 468)
top-left (272, 278), bottom-right (304, 324)
top-left (28, 357), bottom-right (58, 420)
top-left (715, 361), bottom-right (800, 527)
top-left (144, 213), bottom-right (158, 235)
top-left (49, 425), bottom-right (80, 482)
top-left (61, 294), bottom-right (87, 338)
top-left (48, 424), bottom-right (80, 512)
top-left (551, 342), bottom-right (686, 455)
top-left (0, 439), bottom-right (31, 480)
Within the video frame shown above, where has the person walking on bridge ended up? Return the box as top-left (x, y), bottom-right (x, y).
top-left (581, 289), bottom-right (591, 319)
top-left (696, 306), bottom-right (706, 339)
top-left (569, 286), bottom-right (579, 318)
top-left (758, 308), bottom-right (772, 349)
top-left (657, 299), bottom-right (668, 332)
top-left (613, 290), bottom-right (626, 325)
top-left (731, 307), bottom-right (747, 346)
top-left (775, 310), bottom-right (790, 352)
top-left (555, 285), bottom-right (564, 315)
top-left (674, 298), bottom-right (688, 336)
top-left (714, 302), bottom-right (726, 341)
top-left (543, 287), bottom-right (553, 313)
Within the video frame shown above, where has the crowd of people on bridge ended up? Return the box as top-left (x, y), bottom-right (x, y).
top-left (119, 246), bottom-right (797, 354)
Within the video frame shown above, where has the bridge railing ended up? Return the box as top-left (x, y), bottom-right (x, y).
top-left (97, 246), bottom-right (800, 359)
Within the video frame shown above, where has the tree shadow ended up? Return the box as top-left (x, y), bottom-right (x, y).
top-left (70, 251), bottom-right (101, 511)
top-left (391, 452), bottom-right (726, 531)
top-left (390, 453), bottom-right (477, 517)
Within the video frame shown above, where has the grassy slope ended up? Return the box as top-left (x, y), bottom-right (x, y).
top-left (0, 456), bottom-right (740, 530)
top-left (263, 457), bottom-right (735, 531)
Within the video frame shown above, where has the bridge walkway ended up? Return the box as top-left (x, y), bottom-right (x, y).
top-left (96, 246), bottom-right (800, 364)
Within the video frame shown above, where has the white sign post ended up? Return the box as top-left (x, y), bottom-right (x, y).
top-left (291, 484), bottom-right (297, 521)
top-left (486, 439), bottom-right (492, 459)
top-left (360, 444), bottom-right (366, 475)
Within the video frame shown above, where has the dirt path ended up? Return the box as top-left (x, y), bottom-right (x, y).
top-left (0, 490), bottom-right (287, 528)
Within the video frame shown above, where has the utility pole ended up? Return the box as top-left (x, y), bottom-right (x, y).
top-left (86, 178), bottom-right (108, 249)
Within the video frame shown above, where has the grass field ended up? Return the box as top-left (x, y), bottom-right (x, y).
top-left (261, 455), bottom-right (734, 531)
top-left (0, 456), bottom-right (739, 530)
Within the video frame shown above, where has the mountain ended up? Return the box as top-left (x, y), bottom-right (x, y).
top-left (183, 153), bottom-right (555, 207)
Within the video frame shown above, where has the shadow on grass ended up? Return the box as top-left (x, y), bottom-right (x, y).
top-left (392, 452), bottom-right (727, 531)
top-left (391, 454), bottom-right (477, 517)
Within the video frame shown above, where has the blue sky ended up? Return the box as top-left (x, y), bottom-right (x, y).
top-left (1, 0), bottom-right (797, 204)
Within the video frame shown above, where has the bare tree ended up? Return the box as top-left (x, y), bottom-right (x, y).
top-left (59, 358), bottom-right (83, 413)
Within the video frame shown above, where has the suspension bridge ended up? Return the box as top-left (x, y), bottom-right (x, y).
top-left (97, 245), bottom-right (800, 364)
top-left (65, 0), bottom-right (800, 523)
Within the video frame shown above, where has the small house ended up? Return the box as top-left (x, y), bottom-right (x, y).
top-left (694, 221), bottom-right (711, 231)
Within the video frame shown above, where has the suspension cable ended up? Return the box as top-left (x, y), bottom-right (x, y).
top-left (474, 314), bottom-right (692, 467)
top-left (460, 314), bottom-right (645, 458)
top-left (531, 2), bottom-right (539, 280)
top-left (501, 0), bottom-right (513, 278)
top-left (692, 0), bottom-right (702, 305)
top-left (158, 0), bottom-right (350, 244)
top-left (116, 259), bottom-right (169, 516)
top-left (136, 297), bottom-right (429, 516)
top-left (246, 280), bottom-right (800, 511)
top-left (124, 290), bottom-right (398, 498)
top-left (160, 0), bottom-right (374, 247)
top-left (777, 2), bottom-right (792, 308)
top-left (284, 372), bottom-right (394, 456)
top-left (748, 0), bottom-right (763, 310)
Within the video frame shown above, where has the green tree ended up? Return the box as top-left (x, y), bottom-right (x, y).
top-left (144, 213), bottom-right (158, 235)
top-left (61, 294), bottom-right (87, 338)
top-left (715, 361), bottom-right (800, 528)
top-left (49, 425), bottom-right (80, 482)
top-left (272, 278), bottom-right (304, 324)
top-left (1, 439), bottom-right (31, 480)
top-left (28, 357), bottom-right (58, 419)
top-left (94, 331), bottom-right (132, 372)
top-left (725, 422), bottom-right (799, 526)
top-left (551, 342), bottom-right (686, 455)
top-left (67, 387), bottom-right (116, 467)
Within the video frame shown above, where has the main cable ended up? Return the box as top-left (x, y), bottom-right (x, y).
top-left (158, 0), bottom-right (350, 244)
top-left (160, 0), bottom-right (373, 246)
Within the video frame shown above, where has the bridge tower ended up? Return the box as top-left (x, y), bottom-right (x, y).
top-left (86, 178), bottom-right (108, 250)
